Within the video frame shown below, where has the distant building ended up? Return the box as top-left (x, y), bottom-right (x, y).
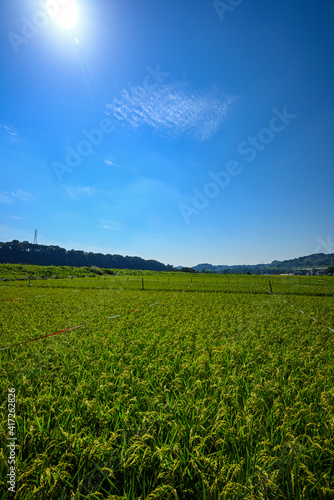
top-left (295, 267), bottom-right (329, 276)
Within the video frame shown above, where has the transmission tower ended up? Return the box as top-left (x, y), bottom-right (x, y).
top-left (33, 229), bottom-right (37, 245)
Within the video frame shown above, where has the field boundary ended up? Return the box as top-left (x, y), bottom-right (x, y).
top-left (254, 282), bottom-right (334, 333)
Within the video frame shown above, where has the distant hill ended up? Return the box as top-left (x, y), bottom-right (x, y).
top-left (1, 241), bottom-right (333, 274)
top-left (0, 240), bottom-right (172, 272)
top-left (193, 253), bottom-right (334, 274)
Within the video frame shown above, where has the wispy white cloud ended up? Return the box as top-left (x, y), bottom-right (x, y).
top-left (96, 219), bottom-right (125, 231)
top-left (5, 215), bottom-right (24, 220)
top-left (0, 192), bottom-right (12, 204)
top-left (11, 188), bottom-right (37, 202)
top-left (0, 189), bottom-right (36, 204)
top-left (96, 225), bottom-right (124, 231)
top-left (106, 82), bottom-right (233, 140)
top-left (64, 186), bottom-right (98, 200)
top-left (104, 158), bottom-right (116, 167)
top-left (0, 124), bottom-right (18, 136)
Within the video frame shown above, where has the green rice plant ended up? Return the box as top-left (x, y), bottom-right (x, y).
top-left (0, 273), bottom-right (334, 498)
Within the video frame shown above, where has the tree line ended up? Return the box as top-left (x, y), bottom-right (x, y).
top-left (0, 241), bottom-right (173, 272)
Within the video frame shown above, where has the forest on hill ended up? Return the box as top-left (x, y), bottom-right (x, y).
top-left (0, 240), bottom-right (172, 272)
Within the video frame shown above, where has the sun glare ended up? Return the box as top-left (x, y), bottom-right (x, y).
top-left (47, 0), bottom-right (78, 29)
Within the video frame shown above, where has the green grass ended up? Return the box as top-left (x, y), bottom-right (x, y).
top-left (0, 269), bottom-right (334, 499)
top-left (0, 263), bottom-right (175, 280)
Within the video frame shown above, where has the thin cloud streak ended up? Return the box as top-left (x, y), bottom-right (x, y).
top-left (64, 186), bottom-right (98, 200)
top-left (0, 124), bottom-right (18, 136)
top-left (11, 189), bottom-right (37, 202)
top-left (96, 225), bottom-right (124, 231)
top-left (107, 82), bottom-right (234, 140)
top-left (96, 218), bottom-right (125, 231)
top-left (0, 192), bottom-right (12, 204)
top-left (0, 189), bottom-right (36, 204)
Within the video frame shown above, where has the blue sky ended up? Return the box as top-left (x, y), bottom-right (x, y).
top-left (1, 0), bottom-right (334, 267)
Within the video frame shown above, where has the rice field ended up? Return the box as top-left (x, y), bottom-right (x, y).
top-left (0, 272), bottom-right (334, 499)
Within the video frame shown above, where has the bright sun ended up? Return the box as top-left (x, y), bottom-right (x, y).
top-left (47, 0), bottom-right (78, 29)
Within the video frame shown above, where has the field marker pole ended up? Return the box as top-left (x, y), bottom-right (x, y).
top-left (269, 280), bottom-right (273, 294)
